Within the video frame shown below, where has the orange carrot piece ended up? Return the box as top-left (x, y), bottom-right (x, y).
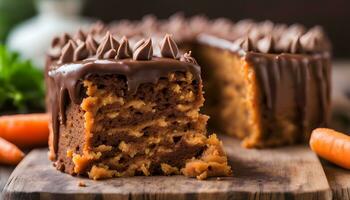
top-left (310, 128), bottom-right (350, 169)
top-left (0, 113), bottom-right (49, 148)
top-left (0, 137), bottom-right (24, 165)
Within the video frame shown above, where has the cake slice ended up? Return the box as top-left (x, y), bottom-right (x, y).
top-left (46, 33), bottom-right (231, 180)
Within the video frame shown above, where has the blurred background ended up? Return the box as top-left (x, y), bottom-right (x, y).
top-left (0, 0), bottom-right (349, 129)
top-left (1, 0), bottom-right (350, 60)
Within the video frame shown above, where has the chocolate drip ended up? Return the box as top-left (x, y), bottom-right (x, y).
top-left (160, 34), bottom-right (179, 59)
top-left (48, 58), bottom-right (201, 155)
top-left (116, 36), bottom-right (132, 59)
top-left (246, 52), bottom-right (331, 137)
top-left (133, 38), bottom-right (153, 60)
top-left (96, 32), bottom-right (120, 59)
top-left (58, 40), bottom-right (76, 64)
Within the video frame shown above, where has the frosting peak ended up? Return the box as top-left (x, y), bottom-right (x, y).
top-left (96, 32), bottom-right (120, 59)
top-left (58, 40), bottom-right (75, 64)
top-left (116, 36), bottom-right (132, 59)
top-left (160, 34), bottom-right (179, 59)
top-left (133, 38), bottom-right (153, 60)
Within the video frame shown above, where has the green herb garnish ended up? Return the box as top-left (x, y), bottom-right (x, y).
top-left (0, 45), bottom-right (44, 114)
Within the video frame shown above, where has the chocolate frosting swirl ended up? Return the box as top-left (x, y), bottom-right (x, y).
top-left (85, 35), bottom-right (98, 55)
top-left (133, 38), bottom-right (153, 60)
top-left (58, 40), bottom-right (76, 64)
top-left (104, 49), bottom-right (117, 59)
top-left (116, 36), bottom-right (132, 59)
top-left (74, 42), bottom-right (89, 61)
top-left (234, 37), bottom-right (253, 51)
top-left (256, 35), bottom-right (274, 53)
top-left (289, 36), bottom-right (303, 54)
top-left (160, 34), bottom-right (179, 59)
top-left (96, 32), bottom-right (120, 59)
top-left (74, 29), bottom-right (86, 42)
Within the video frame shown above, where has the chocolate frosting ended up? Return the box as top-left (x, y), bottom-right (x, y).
top-left (160, 34), bottom-right (179, 59)
top-left (235, 37), bottom-right (253, 52)
top-left (116, 36), bottom-right (132, 59)
top-left (96, 32), bottom-right (120, 59)
top-left (74, 29), bottom-right (86, 42)
top-left (256, 35), bottom-right (274, 53)
top-left (58, 40), bottom-right (75, 64)
top-left (289, 37), bottom-right (303, 54)
top-left (86, 35), bottom-right (98, 55)
top-left (74, 42), bottom-right (89, 61)
top-left (47, 16), bottom-right (331, 61)
top-left (133, 38), bottom-right (153, 60)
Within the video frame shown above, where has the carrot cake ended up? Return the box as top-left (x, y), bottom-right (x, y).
top-left (46, 33), bottom-right (232, 180)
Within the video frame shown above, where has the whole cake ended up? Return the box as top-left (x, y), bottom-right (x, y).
top-left (103, 14), bottom-right (331, 148)
top-left (46, 33), bottom-right (232, 180)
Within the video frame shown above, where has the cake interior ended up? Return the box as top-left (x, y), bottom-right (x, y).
top-left (193, 46), bottom-right (261, 147)
top-left (56, 71), bottom-right (231, 179)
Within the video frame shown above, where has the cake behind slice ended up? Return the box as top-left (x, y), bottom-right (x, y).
top-left (46, 33), bottom-right (231, 179)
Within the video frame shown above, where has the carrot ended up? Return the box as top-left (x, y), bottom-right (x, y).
top-left (0, 113), bottom-right (49, 148)
top-left (310, 128), bottom-right (350, 169)
top-left (0, 137), bottom-right (24, 165)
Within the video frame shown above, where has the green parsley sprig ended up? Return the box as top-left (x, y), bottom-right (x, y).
top-left (0, 45), bottom-right (44, 114)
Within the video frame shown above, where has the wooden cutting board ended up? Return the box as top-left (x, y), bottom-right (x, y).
top-left (2, 135), bottom-right (332, 200)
